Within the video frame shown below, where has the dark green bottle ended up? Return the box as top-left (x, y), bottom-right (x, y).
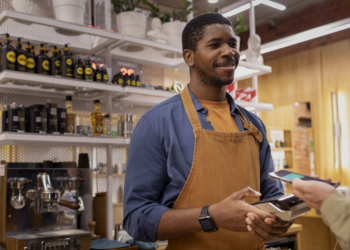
top-left (25, 42), bottom-right (35, 73)
top-left (50, 46), bottom-right (61, 76)
top-left (94, 64), bottom-right (102, 82)
top-left (1, 33), bottom-right (16, 71)
top-left (84, 56), bottom-right (93, 81)
top-left (113, 72), bottom-right (124, 86)
top-left (36, 44), bottom-right (50, 75)
top-left (102, 65), bottom-right (109, 83)
top-left (74, 55), bottom-right (84, 80)
top-left (61, 44), bottom-right (73, 78)
top-left (130, 74), bottom-right (136, 87)
top-left (135, 75), bottom-right (141, 87)
top-left (15, 38), bottom-right (26, 72)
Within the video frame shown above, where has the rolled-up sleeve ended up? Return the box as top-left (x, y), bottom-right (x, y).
top-left (258, 118), bottom-right (284, 200)
top-left (123, 116), bottom-right (169, 242)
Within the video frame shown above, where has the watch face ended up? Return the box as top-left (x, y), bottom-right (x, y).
top-left (199, 217), bottom-right (217, 233)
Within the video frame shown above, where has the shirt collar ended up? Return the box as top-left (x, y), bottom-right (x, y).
top-left (187, 85), bottom-right (238, 115)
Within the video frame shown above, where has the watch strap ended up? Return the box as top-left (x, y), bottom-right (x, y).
top-left (200, 205), bottom-right (210, 218)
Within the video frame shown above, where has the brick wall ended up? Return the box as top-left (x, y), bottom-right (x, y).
top-left (293, 103), bottom-right (312, 175)
top-left (239, 0), bottom-right (350, 61)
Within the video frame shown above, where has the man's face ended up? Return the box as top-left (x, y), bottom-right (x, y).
top-left (193, 24), bottom-right (240, 86)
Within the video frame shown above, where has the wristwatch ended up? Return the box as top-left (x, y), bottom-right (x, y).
top-left (199, 205), bottom-right (218, 233)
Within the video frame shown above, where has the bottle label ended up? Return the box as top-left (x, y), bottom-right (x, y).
top-left (67, 59), bottom-right (72, 65)
top-left (118, 79), bottom-right (123, 85)
top-left (13, 116), bottom-right (18, 122)
top-left (7, 51), bottom-right (16, 63)
top-left (136, 81), bottom-right (141, 87)
top-left (42, 60), bottom-right (50, 71)
top-left (36, 117), bottom-right (41, 123)
top-left (61, 112), bottom-right (66, 119)
top-left (104, 75), bottom-right (109, 81)
top-left (66, 114), bottom-right (75, 133)
top-left (55, 60), bottom-right (61, 67)
top-left (50, 108), bottom-right (57, 115)
top-left (96, 115), bottom-right (103, 133)
top-left (132, 80), bottom-right (136, 86)
top-left (96, 74), bottom-right (101, 80)
top-left (27, 58), bottom-right (35, 69)
top-left (85, 68), bottom-right (92, 75)
top-left (77, 67), bottom-right (83, 75)
top-left (127, 80), bottom-right (131, 86)
top-left (17, 54), bottom-right (26, 66)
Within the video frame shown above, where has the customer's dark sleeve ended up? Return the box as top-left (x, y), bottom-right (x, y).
top-left (123, 117), bottom-right (169, 242)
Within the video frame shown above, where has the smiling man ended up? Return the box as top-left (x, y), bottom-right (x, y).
top-left (123, 13), bottom-right (291, 249)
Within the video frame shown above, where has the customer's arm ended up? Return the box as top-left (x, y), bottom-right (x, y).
top-left (293, 179), bottom-right (350, 250)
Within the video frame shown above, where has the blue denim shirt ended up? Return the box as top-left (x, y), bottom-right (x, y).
top-left (123, 87), bottom-right (284, 242)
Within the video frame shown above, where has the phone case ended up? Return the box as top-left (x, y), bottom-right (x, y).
top-left (252, 194), bottom-right (311, 221)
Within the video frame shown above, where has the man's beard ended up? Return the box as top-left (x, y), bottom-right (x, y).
top-left (193, 58), bottom-right (234, 87)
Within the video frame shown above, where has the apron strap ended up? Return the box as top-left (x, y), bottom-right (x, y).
top-left (237, 107), bottom-right (263, 143)
top-left (181, 86), bottom-right (203, 130)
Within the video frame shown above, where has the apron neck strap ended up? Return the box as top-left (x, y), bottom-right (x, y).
top-left (181, 86), bottom-right (203, 129)
top-left (237, 107), bottom-right (263, 143)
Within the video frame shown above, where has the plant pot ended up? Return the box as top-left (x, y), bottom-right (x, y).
top-left (52, 0), bottom-right (86, 25)
top-left (117, 12), bottom-right (147, 39)
top-left (10, 0), bottom-right (38, 15)
top-left (161, 22), bottom-right (187, 47)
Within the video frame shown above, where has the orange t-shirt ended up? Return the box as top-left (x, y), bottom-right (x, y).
top-left (198, 99), bottom-right (239, 132)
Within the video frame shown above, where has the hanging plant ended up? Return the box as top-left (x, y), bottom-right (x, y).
top-left (233, 13), bottom-right (248, 35)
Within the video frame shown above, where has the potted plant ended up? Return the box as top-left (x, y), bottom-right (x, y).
top-left (143, 0), bottom-right (193, 47)
top-left (112, 0), bottom-right (147, 39)
top-left (232, 13), bottom-right (247, 51)
top-left (52, 0), bottom-right (86, 25)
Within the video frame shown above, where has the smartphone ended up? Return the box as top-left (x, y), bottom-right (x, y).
top-left (269, 170), bottom-right (339, 187)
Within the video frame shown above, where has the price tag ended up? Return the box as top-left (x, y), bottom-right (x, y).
top-left (73, 133), bottom-right (81, 136)
top-left (52, 132), bottom-right (60, 135)
top-left (100, 134), bottom-right (111, 138)
top-left (39, 131), bottom-right (47, 134)
top-left (87, 134), bottom-right (93, 137)
top-left (0, 164), bottom-right (4, 176)
top-left (17, 130), bottom-right (25, 133)
top-left (64, 132), bottom-right (71, 136)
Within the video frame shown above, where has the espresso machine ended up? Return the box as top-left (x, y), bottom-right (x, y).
top-left (0, 158), bottom-right (92, 250)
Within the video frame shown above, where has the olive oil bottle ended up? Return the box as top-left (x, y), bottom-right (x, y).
top-left (74, 55), bottom-right (84, 80)
top-left (36, 44), bottom-right (50, 75)
top-left (94, 64), bottom-right (102, 82)
top-left (65, 96), bottom-right (75, 134)
top-left (15, 38), bottom-right (26, 72)
top-left (1, 33), bottom-right (16, 71)
top-left (50, 46), bottom-right (61, 76)
top-left (84, 56), bottom-right (93, 81)
top-left (25, 42), bottom-right (35, 73)
top-left (102, 65), bottom-right (109, 83)
top-left (61, 44), bottom-right (73, 78)
top-left (91, 100), bottom-right (103, 136)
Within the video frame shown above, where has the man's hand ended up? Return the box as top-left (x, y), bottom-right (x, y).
top-left (292, 178), bottom-right (337, 211)
top-left (209, 187), bottom-right (276, 232)
top-left (246, 213), bottom-right (293, 242)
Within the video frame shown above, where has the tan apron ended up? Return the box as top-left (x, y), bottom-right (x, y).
top-left (167, 86), bottom-right (265, 250)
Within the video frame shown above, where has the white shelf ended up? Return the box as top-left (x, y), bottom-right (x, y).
top-left (235, 100), bottom-right (273, 112)
top-left (0, 132), bottom-right (130, 147)
top-left (0, 70), bottom-right (176, 105)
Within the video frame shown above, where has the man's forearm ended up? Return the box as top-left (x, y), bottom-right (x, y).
top-left (156, 208), bottom-right (202, 240)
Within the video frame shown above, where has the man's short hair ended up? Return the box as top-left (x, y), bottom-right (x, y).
top-left (182, 13), bottom-right (232, 52)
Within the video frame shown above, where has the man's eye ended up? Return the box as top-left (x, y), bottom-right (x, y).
top-left (229, 43), bottom-right (237, 48)
top-left (209, 43), bottom-right (219, 47)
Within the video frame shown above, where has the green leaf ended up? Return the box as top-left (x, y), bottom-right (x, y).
top-left (235, 25), bottom-right (248, 35)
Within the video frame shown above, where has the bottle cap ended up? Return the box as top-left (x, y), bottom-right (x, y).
top-left (66, 96), bottom-right (72, 101)
top-left (105, 114), bottom-right (110, 118)
top-left (94, 100), bottom-right (100, 104)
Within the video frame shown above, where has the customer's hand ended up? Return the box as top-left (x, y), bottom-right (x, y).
top-left (292, 178), bottom-right (337, 211)
top-left (246, 213), bottom-right (293, 242)
top-left (209, 186), bottom-right (276, 232)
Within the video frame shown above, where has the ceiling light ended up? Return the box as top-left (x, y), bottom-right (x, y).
top-left (240, 17), bottom-right (350, 60)
top-left (222, 0), bottom-right (285, 18)
top-left (208, 0), bottom-right (219, 3)
top-left (261, 0), bottom-right (286, 11)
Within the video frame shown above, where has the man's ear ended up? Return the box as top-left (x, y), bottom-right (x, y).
top-left (183, 49), bottom-right (194, 67)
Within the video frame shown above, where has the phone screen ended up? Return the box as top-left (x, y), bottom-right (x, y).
top-left (272, 170), bottom-right (338, 187)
